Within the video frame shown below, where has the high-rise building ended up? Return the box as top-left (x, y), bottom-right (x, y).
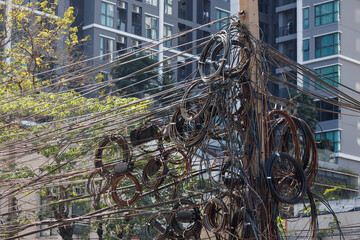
top-left (273, 0), bottom-right (360, 197)
top-left (73, 0), bottom-right (231, 81)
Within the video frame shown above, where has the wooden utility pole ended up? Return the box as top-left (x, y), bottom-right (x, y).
top-left (238, 0), bottom-right (266, 172)
top-left (239, 0), bottom-right (260, 39)
top-left (239, 2), bottom-right (267, 239)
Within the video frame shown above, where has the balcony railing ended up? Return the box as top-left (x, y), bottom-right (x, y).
top-left (276, 25), bottom-right (296, 37)
top-left (276, 0), bottom-right (296, 7)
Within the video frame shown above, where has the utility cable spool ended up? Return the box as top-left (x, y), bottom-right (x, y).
top-left (211, 40), bottom-right (250, 78)
top-left (203, 197), bottom-right (229, 233)
top-left (180, 79), bottom-right (213, 121)
top-left (169, 107), bottom-right (209, 148)
top-left (87, 168), bottom-right (112, 198)
top-left (265, 152), bottom-right (307, 204)
top-left (142, 157), bottom-right (167, 189)
top-left (169, 199), bottom-right (202, 238)
top-left (145, 213), bottom-right (170, 240)
top-left (94, 135), bottom-right (130, 176)
top-left (110, 173), bottom-right (142, 207)
top-left (199, 30), bottom-right (230, 83)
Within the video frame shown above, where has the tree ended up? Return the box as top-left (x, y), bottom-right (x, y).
top-left (0, 1), bottom-right (151, 239)
top-left (111, 53), bottom-right (158, 97)
top-left (292, 92), bottom-right (318, 132)
top-left (0, 0), bottom-right (90, 94)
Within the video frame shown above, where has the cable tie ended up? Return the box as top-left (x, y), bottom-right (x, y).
top-left (267, 177), bottom-right (271, 180)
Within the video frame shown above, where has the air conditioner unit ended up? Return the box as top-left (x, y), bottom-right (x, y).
top-left (117, 36), bottom-right (125, 44)
top-left (118, 1), bottom-right (126, 9)
top-left (133, 5), bottom-right (140, 14)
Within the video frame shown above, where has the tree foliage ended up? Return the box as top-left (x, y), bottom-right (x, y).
top-left (293, 92), bottom-right (318, 132)
top-left (0, 0), bottom-right (88, 94)
top-left (111, 53), bottom-right (158, 96)
top-left (0, 1), bottom-right (151, 239)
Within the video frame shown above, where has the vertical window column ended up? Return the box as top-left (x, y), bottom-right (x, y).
top-left (132, 5), bottom-right (142, 36)
top-left (164, 0), bottom-right (173, 15)
top-left (163, 24), bottom-right (173, 47)
top-left (101, 1), bottom-right (114, 28)
top-left (303, 7), bottom-right (309, 29)
top-left (303, 39), bottom-right (309, 61)
top-left (117, 1), bottom-right (127, 31)
top-left (100, 36), bottom-right (114, 62)
top-left (145, 15), bottom-right (158, 40)
top-left (216, 9), bottom-right (230, 31)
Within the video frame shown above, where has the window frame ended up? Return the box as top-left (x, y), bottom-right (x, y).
top-left (164, 0), bottom-right (172, 15)
top-left (145, 15), bottom-right (158, 40)
top-left (215, 9), bottom-right (230, 31)
top-left (315, 1), bottom-right (340, 26)
top-left (100, 36), bottom-right (114, 62)
top-left (315, 32), bottom-right (340, 58)
top-left (315, 130), bottom-right (341, 152)
top-left (303, 7), bottom-right (309, 29)
top-left (163, 24), bottom-right (173, 47)
top-left (117, 2), bottom-right (127, 31)
top-left (315, 97), bottom-right (340, 122)
top-left (315, 64), bottom-right (340, 89)
top-left (101, 1), bottom-right (115, 28)
top-left (303, 38), bottom-right (310, 61)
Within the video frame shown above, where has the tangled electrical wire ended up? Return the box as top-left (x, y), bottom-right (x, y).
top-left (3, 14), bottom-right (355, 239)
top-left (85, 20), bottom-right (343, 240)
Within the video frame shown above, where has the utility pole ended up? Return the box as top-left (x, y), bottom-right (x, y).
top-left (239, 0), bottom-right (259, 39)
top-left (238, 0), bottom-right (265, 170)
top-left (238, 2), bottom-right (267, 239)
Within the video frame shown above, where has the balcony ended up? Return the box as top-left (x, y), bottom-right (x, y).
top-left (276, 25), bottom-right (297, 44)
top-left (276, 25), bottom-right (296, 38)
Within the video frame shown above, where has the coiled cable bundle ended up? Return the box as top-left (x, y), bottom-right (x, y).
top-left (265, 152), bottom-right (307, 204)
top-left (169, 199), bottom-right (202, 239)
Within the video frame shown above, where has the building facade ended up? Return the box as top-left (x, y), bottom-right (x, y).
top-left (74, 0), bottom-right (231, 81)
top-left (274, 0), bottom-right (360, 196)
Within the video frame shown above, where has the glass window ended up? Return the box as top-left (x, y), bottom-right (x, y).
top-left (303, 8), bottom-right (309, 29)
top-left (117, 2), bottom-right (127, 31)
top-left (116, 35), bottom-right (127, 53)
top-left (163, 24), bottom-right (173, 47)
top-left (315, 130), bottom-right (341, 152)
top-left (315, 33), bottom-right (340, 58)
top-left (100, 37), bottom-right (114, 62)
top-left (216, 9), bottom-right (230, 30)
top-left (303, 39), bottom-right (309, 61)
top-left (165, 0), bottom-right (172, 15)
top-left (145, 15), bottom-right (158, 40)
top-left (315, 1), bottom-right (340, 26)
top-left (315, 98), bottom-right (340, 121)
top-left (145, 0), bottom-right (157, 6)
top-left (132, 5), bottom-right (142, 36)
top-left (101, 2), bottom-right (114, 28)
top-left (315, 65), bottom-right (340, 89)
